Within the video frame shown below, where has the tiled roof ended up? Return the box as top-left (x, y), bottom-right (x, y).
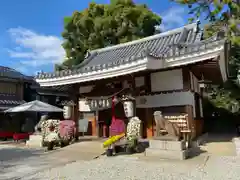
top-left (0, 94), bottom-right (26, 106)
top-left (0, 99), bottom-right (25, 105)
top-left (0, 66), bottom-right (30, 80)
top-left (31, 84), bottom-right (72, 92)
top-left (79, 22), bottom-right (202, 69)
top-left (0, 99), bottom-right (26, 110)
top-left (36, 22), bottom-right (225, 80)
top-left (60, 100), bottom-right (75, 106)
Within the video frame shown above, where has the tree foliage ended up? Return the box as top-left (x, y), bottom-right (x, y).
top-left (171, 0), bottom-right (239, 45)
top-left (172, 0), bottom-right (240, 113)
top-left (56, 0), bottom-right (161, 70)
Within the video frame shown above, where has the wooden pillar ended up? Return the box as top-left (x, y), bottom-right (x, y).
top-left (146, 108), bottom-right (154, 138)
top-left (95, 111), bottom-right (99, 137)
top-left (185, 105), bottom-right (195, 139)
top-left (72, 84), bottom-right (80, 140)
top-left (91, 116), bottom-right (97, 136)
top-left (145, 73), bottom-right (153, 138)
top-left (103, 125), bottom-right (107, 137)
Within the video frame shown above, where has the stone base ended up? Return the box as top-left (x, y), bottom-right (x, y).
top-left (149, 139), bottom-right (186, 150)
top-left (26, 134), bottom-right (43, 148)
top-left (153, 135), bottom-right (179, 141)
top-left (145, 139), bottom-right (188, 160)
top-left (145, 148), bottom-right (187, 160)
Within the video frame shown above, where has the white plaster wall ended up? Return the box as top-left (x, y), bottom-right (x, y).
top-left (136, 91), bottom-right (193, 107)
top-left (150, 69), bottom-right (183, 92)
top-left (79, 91), bottom-right (196, 117)
top-left (136, 91), bottom-right (196, 117)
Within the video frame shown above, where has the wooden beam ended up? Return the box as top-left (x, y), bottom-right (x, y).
top-left (71, 84), bottom-right (80, 140)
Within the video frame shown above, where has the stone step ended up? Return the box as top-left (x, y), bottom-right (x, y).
top-left (26, 140), bottom-right (43, 147)
top-left (149, 139), bottom-right (186, 151)
top-left (29, 134), bottom-right (42, 141)
top-left (145, 148), bottom-right (187, 160)
top-left (26, 135), bottom-right (43, 148)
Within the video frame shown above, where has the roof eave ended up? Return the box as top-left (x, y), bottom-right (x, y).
top-left (36, 38), bottom-right (226, 87)
top-left (36, 58), bottom-right (149, 87)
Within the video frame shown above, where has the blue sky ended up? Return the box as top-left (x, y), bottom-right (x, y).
top-left (0, 0), bottom-right (191, 75)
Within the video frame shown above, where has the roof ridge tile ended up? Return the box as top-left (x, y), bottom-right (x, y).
top-left (90, 22), bottom-right (199, 54)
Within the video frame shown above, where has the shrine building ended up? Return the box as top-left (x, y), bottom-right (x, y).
top-left (35, 22), bottom-right (229, 139)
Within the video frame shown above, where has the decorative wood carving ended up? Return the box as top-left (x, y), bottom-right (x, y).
top-left (154, 111), bottom-right (181, 140)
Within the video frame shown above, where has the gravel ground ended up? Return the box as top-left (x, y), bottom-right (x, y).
top-left (25, 155), bottom-right (240, 180)
top-left (1, 139), bottom-right (240, 180)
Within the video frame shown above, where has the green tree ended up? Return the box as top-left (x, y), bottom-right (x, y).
top-left (56, 0), bottom-right (161, 70)
top-left (171, 0), bottom-right (239, 45)
top-left (172, 0), bottom-right (240, 113)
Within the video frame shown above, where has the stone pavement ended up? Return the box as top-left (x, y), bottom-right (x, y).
top-left (199, 133), bottom-right (237, 156)
top-left (0, 141), bottom-right (104, 180)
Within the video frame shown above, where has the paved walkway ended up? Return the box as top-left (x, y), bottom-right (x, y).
top-left (0, 141), bottom-right (104, 180)
top-left (199, 133), bottom-right (236, 156)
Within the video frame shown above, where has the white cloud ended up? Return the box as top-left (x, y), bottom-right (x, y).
top-left (158, 7), bottom-right (187, 31)
top-left (7, 27), bottom-right (65, 68)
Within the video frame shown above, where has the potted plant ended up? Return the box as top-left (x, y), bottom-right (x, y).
top-left (126, 135), bottom-right (138, 154)
top-left (47, 141), bottom-right (54, 150)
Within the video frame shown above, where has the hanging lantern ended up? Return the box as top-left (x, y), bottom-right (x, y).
top-left (98, 99), bottom-right (103, 108)
top-left (122, 94), bottom-right (136, 118)
top-left (63, 105), bottom-right (71, 119)
top-left (102, 99), bottom-right (106, 108)
top-left (106, 99), bottom-right (110, 107)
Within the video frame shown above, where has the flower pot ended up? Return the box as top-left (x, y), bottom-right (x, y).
top-left (126, 147), bottom-right (134, 154)
top-left (135, 143), bottom-right (145, 153)
top-left (114, 145), bottom-right (120, 153)
top-left (106, 149), bottom-right (113, 156)
top-left (60, 140), bottom-right (69, 148)
top-left (47, 142), bottom-right (54, 151)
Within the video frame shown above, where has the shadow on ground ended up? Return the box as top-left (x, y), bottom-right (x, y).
top-left (0, 146), bottom-right (49, 180)
top-left (0, 147), bottom-right (44, 162)
top-left (204, 133), bottom-right (236, 143)
top-left (187, 147), bottom-right (207, 159)
top-left (77, 136), bottom-right (101, 142)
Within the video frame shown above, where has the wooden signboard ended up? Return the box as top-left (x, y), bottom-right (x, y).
top-left (78, 119), bottom-right (89, 134)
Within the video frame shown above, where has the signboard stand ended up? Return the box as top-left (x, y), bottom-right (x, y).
top-left (78, 119), bottom-right (89, 136)
top-left (82, 127), bottom-right (86, 137)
